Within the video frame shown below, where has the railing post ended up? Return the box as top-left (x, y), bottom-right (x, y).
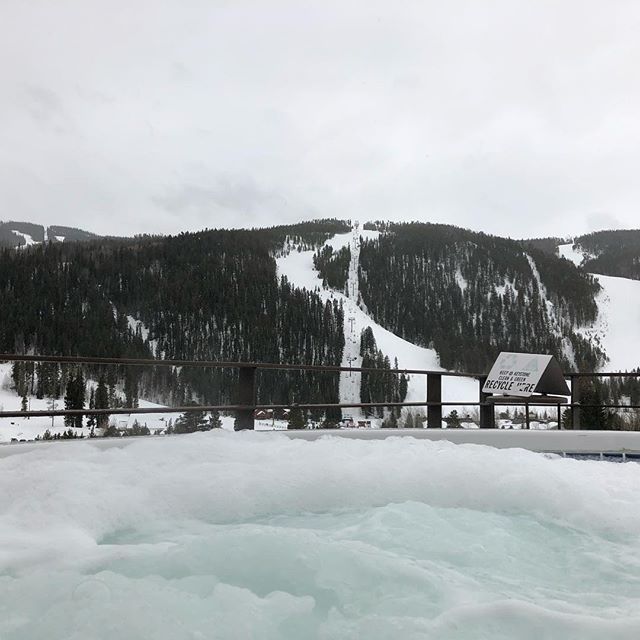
top-left (235, 366), bottom-right (256, 430)
top-left (427, 373), bottom-right (442, 428)
top-left (479, 376), bottom-right (495, 428)
top-left (571, 375), bottom-right (581, 430)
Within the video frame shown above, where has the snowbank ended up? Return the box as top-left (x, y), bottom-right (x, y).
top-left (1, 431), bottom-right (639, 639)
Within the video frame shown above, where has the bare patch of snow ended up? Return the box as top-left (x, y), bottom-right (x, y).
top-left (558, 242), bottom-right (598, 267)
top-left (455, 267), bottom-right (468, 292)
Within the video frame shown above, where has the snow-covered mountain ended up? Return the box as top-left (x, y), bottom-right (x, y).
top-left (1, 218), bottom-right (639, 441)
top-left (277, 225), bottom-right (479, 414)
top-left (0, 220), bottom-right (100, 248)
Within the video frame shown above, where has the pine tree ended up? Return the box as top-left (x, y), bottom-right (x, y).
top-left (95, 376), bottom-right (110, 429)
top-left (124, 368), bottom-right (139, 409)
top-left (12, 362), bottom-right (26, 397)
top-left (74, 369), bottom-right (85, 429)
top-left (208, 411), bottom-right (222, 429)
top-left (579, 380), bottom-right (611, 430)
top-left (87, 388), bottom-right (96, 428)
top-left (446, 410), bottom-right (461, 428)
top-left (288, 407), bottom-right (306, 429)
top-left (64, 369), bottom-right (85, 429)
top-left (174, 404), bottom-right (210, 433)
top-left (35, 363), bottom-right (44, 399)
top-left (64, 376), bottom-right (75, 428)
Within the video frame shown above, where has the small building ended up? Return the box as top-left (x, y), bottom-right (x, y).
top-left (253, 408), bottom-right (291, 420)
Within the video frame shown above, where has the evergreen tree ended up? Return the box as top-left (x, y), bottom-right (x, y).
top-left (12, 362), bottom-right (27, 397)
top-left (35, 363), bottom-right (44, 399)
top-left (87, 388), bottom-right (96, 428)
top-left (94, 376), bottom-right (110, 428)
top-left (63, 369), bottom-right (85, 429)
top-left (208, 411), bottom-right (222, 429)
top-left (174, 404), bottom-right (211, 433)
top-left (288, 407), bottom-right (306, 429)
top-left (124, 368), bottom-right (139, 409)
top-left (445, 410), bottom-right (461, 428)
top-left (579, 379), bottom-right (612, 430)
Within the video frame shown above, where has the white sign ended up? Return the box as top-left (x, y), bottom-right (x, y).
top-left (482, 352), bottom-right (553, 397)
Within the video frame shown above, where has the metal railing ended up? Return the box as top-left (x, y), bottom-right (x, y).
top-left (1, 354), bottom-right (639, 431)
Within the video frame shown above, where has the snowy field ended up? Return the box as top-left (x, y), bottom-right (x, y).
top-left (1, 431), bottom-right (639, 639)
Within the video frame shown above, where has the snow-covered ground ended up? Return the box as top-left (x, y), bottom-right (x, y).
top-left (0, 363), bottom-right (235, 442)
top-left (558, 242), bottom-right (586, 267)
top-left (277, 226), bottom-right (479, 417)
top-left (559, 243), bottom-right (640, 372)
top-left (1, 431), bottom-right (639, 639)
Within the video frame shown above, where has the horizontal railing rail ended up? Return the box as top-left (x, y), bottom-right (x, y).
top-left (0, 353), bottom-right (481, 377)
top-left (1, 354), bottom-right (639, 431)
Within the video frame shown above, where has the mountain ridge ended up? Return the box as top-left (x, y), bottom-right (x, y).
top-left (0, 220), bottom-right (102, 248)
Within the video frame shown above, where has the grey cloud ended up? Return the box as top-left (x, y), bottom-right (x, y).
top-left (0, 0), bottom-right (639, 237)
top-left (20, 85), bottom-right (72, 132)
top-left (153, 178), bottom-right (318, 229)
top-left (586, 212), bottom-right (622, 233)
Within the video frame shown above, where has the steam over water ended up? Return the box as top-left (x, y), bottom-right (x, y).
top-left (1, 432), bottom-right (639, 639)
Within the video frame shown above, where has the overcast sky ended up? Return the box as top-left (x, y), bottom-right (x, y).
top-left (1, 0), bottom-right (639, 238)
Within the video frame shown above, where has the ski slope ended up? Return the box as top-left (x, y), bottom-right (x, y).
top-left (338, 228), bottom-right (365, 418)
top-left (578, 273), bottom-right (640, 372)
top-left (277, 227), bottom-right (479, 416)
top-left (559, 243), bottom-right (640, 372)
top-left (558, 242), bottom-right (586, 267)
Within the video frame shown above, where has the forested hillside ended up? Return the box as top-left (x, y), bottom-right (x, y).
top-left (522, 229), bottom-right (640, 281)
top-left (575, 230), bottom-right (640, 280)
top-left (313, 244), bottom-right (351, 291)
top-left (520, 236), bottom-right (565, 255)
top-left (0, 221), bottom-right (99, 248)
top-left (359, 326), bottom-right (408, 423)
top-left (0, 220), bottom-right (350, 413)
top-left (359, 222), bottom-right (604, 372)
